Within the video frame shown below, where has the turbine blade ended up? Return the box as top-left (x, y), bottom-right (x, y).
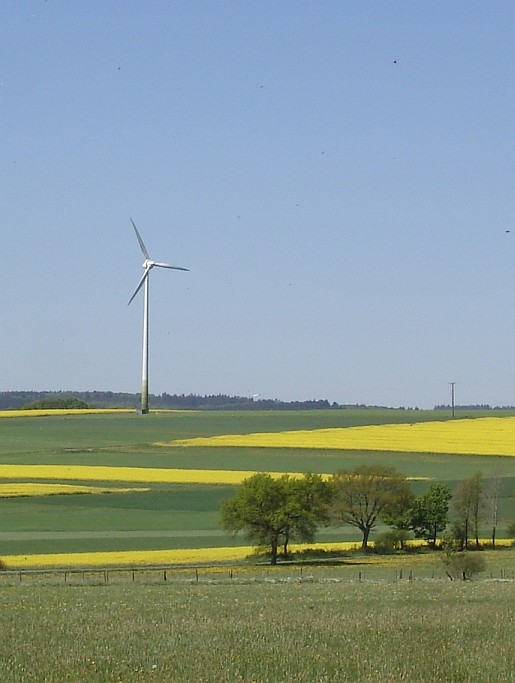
top-left (130, 218), bottom-right (150, 259)
top-left (128, 269), bottom-right (150, 305)
top-left (153, 261), bottom-right (189, 272)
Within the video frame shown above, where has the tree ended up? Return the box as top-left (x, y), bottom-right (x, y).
top-left (485, 475), bottom-right (502, 547)
top-left (441, 534), bottom-right (486, 580)
top-left (409, 483), bottom-right (452, 546)
top-left (280, 472), bottom-right (333, 556)
top-left (451, 472), bottom-right (485, 549)
top-left (381, 486), bottom-right (416, 532)
top-left (220, 472), bottom-right (332, 565)
top-left (330, 466), bottom-right (413, 550)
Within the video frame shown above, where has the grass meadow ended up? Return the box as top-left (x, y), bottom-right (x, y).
top-left (0, 408), bottom-right (514, 559)
top-left (0, 576), bottom-right (514, 682)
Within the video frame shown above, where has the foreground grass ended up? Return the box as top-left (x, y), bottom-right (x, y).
top-left (0, 579), bottom-right (513, 682)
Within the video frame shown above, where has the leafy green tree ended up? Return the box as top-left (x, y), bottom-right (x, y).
top-left (409, 483), bottom-right (452, 546)
top-left (280, 472), bottom-right (333, 556)
top-left (220, 472), bottom-right (331, 565)
top-left (330, 466), bottom-right (412, 550)
top-left (381, 487), bottom-right (416, 531)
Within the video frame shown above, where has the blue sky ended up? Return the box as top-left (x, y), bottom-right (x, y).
top-left (2, 1), bottom-right (515, 408)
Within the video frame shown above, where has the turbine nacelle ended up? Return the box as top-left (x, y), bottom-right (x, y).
top-left (128, 219), bottom-right (189, 306)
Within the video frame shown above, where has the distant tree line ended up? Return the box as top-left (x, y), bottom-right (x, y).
top-left (22, 397), bottom-right (91, 410)
top-left (2, 391), bottom-right (513, 412)
top-left (0, 391), bottom-right (342, 411)
top-left (0, 391), bottom-right (139, 410)
top-left (434, 404), bottom-right (515, 410)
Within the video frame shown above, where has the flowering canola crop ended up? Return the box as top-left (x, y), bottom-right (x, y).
top-left (0, 409), bottom-right (134, 418)
top-left (0, 483), bottom-right (148, 497)
top-left (169, 417), bottom-right (515, 456)
top-left (0, 465), bottom-right (289, 485)
top-left (2, 543), bottom-right (357, 568)
top-left (4, 539), bottom-right (510, 569)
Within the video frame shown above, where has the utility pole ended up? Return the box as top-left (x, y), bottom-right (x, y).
top-left (450, 382), bottom-right (456, 418)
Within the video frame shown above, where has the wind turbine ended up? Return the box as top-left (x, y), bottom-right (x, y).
top-left (128, 218), bottom-right (189, 414)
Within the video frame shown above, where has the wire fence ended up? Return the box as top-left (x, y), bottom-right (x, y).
top-left (0, 562), bottom-right (513, 586)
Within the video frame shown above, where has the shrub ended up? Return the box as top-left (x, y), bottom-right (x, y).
top-left (374, 529), bottom-right (412, 553)
top-left (441, 533), bottom-right (486, 580)
top-left (444, 552), bottom-right (486, 580)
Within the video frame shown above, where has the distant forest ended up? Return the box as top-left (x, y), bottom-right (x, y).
top-left (434, 404), bottom-right (515, 410)
top-left (1, 392), bottom-right (513, 412)
top-left (0, 391), bottom-right (342, 411)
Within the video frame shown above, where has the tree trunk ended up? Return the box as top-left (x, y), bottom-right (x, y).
top-left (283, 530), bottom-right (290, 557)
top-left (361, 527), bottom-right (370, 550)
top-left (270, 538), bottom-right (278, 565)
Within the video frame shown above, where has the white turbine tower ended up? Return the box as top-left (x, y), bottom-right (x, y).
top-left (128, 218), bottom-right (189, 414)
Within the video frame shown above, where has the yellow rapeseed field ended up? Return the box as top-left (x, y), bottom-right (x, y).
top-left (0, 409), bottom-right (134, 418)
top-left (2, 546), bottom-right (256, 568)
top-left (169, 416), bottom-right (515, 456)
top-left (5, 540), bottom-right (511, 569)
top-left (0, 483), bottom-right (148, 497)
top-left (1, 543), bottom-right (359, 568)
top-left (0, 409), bottom-right (192, 419)
top-left (0, 465), bottom-right (292, 485)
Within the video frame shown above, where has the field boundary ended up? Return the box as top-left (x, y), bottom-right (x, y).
top-left (1, 561), bottom-right (513, 586)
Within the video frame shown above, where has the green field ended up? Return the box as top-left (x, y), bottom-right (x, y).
top-left (1, 408), bottom-right (514, 557)
top-left (1, 573), bottom-right (514, 682)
